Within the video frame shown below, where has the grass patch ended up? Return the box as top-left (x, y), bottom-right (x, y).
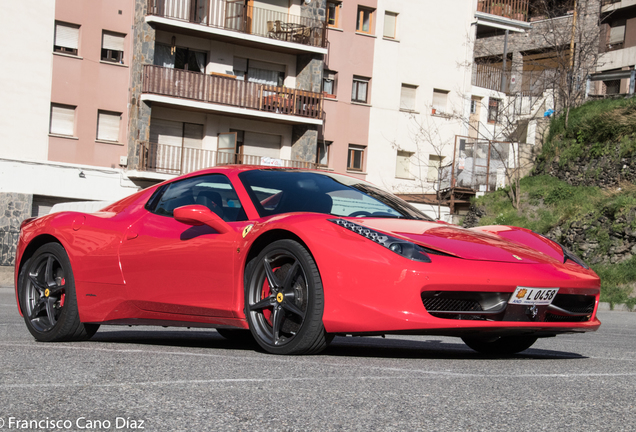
top-left (539, 97), bottom-right (636, 167)
top-left (593, 256), bottom-right (636, 310)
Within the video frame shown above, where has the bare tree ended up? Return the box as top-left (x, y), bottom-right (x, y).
top-left (389, 113), bottom-right (457, 220)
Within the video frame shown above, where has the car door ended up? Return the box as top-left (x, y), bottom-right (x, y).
top-left (119, 173), bottom-right (247, 317)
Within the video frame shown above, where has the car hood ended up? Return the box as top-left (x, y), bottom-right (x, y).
top-left (352, 219), bottom-right (559, 264)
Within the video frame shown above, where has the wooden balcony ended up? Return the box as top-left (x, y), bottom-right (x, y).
top-left (143, 65), bottom-right (323, 121)
top-left (147, 0), bottom-right (327, 49)
top-left (477, 0), bottom-right (529, 21)
top-left (138, 141), bottom-right (317, 175)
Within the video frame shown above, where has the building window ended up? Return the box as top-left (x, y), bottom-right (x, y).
top-left (101, 31), bottom-right (125, 64)
top-left (383, 11), bottom-right (397, 39)
top-left (317, 140), bottom-right (331, 166)
top-left (49, 104), bottom-right (76, 136)
top-left (470, 99), bottom-right (478, 114)
top-left (96, 111), bottom-right (121, 142)
top-left (327, 1), bottom-right (341, 28)
top-left (488, 98), bottom-right (500, 123)
top-left (400, 84), bottom-right (417, 112)
top-left (323, 70), bottom-right (337, 97)
top-left (54, 22), bottom-right (79, 55)
top-left (432, 89), bottom-right (449, 115)
top-left (427, 155), bottom-right (445, 182)
top-left (352, 76), bottom-right (370, 103)
top-left (396, 151), bottom-right (413, 179)
top-left (608, 20), bottom-right (626, 50)
top-left (356, 6), bottom-right (374, 34)
top-left (347, 144), bottom-right (365, 171)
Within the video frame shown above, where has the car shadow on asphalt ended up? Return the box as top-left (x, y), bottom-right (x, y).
top-left (89, 329), bottom-right (586, 360)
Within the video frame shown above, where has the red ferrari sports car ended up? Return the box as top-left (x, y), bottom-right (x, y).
top-left (14, 166), bottom-right (600, 355)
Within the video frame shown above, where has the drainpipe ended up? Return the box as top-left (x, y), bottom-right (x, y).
top-left (501, 29), bottom-right (509, 93)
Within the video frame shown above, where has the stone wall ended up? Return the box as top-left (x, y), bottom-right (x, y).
top-left (291, 125), bottom-right (318, 163)
top-left (538, 153), bottom-right (636, 188)
top-left (127, 0), bottom-right (155, 170)
top-left (0, 193), bottom-right (32, 266)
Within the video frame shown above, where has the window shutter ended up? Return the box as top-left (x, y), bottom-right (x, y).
top-left (383, 12), bottom-right (397, 38)
top-left (396, 151), bottom-right (412, 179)
top-left (183, 123), bottom-right (204, 149)
top-left (97, 111), bottom-right (121, 142)
top-left (102, 32), bottom-right (125, 51)
top-left (55, 24), bottom-right (79, 49)
top-left (609, 25), bottom-right (625, 44)
top-left (50, 105), bottom-right (75, 136)
top-left (400, 84), bottom-right (417, 111)
top-left (432, 89), bottom-right (449, 113)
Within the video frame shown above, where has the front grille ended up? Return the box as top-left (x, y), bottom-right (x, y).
top-left (545, 313), bottom-right (589, 322)
top-left (422, 291), bottom-right (596, 322)
top-left (422, 297), bottom-right (482, 312)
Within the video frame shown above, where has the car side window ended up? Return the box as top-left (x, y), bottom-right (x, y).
top-left (146, 174), bottom-right (247, 222)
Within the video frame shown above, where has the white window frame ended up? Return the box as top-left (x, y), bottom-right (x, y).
top-left (383, 11), bottom-right (397, 39)
top-left (400, 84), bottom-right (417, 112)
top-left (54, 22), bottom-right (80, 55)
top-left (396, 150), bottom-right (413, 179)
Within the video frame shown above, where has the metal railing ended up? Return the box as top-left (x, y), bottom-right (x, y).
top-left (472, 63), bottom-right (559, 96)
top-left (143, 65), bottom-right (324, 120)
top-left (477, 0), bottom-right (529, 21)
top-left (138, 141), bottom-right (317, 175)
top-left (147, 0), bottom-right (327, 48)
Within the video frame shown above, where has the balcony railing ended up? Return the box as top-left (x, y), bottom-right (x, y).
top-left (472, 63), bottom-right (560, 96)
top-left (477, 0), bottom-right (529, 21)
top-left (147, 0), bottom-right (327, 48)
top-left (143, 65), bottom-right (323, 120)
top-left (138, 141), bottom-right (317, 174)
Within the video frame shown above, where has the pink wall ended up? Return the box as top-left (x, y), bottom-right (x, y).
top-left (322, 0), bottom-right (377, 177)
top-left (49, 0), bottom-right (133, 168)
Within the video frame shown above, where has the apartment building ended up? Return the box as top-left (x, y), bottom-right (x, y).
top-left (0, 0), bottom-right (138, 265)
top-left (595, 0), bottom-right (636, 94)
top-left (127, 0), bottom-right (327, 183)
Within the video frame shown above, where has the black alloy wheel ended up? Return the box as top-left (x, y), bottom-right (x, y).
top-left (245, 240), bottom-right (331, 355)
top-left (19, 243), bottom-right (99, 342)
top-left (461, 335), bottom-right (538, 356)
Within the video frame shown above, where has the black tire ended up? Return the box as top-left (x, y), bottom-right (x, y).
top-left (245, 239), bottom-right (330, 355)
top-left (216, 328), bottom-right (254, 342)
top-left (461, 335), bottom-right (538, 356)
top-left (18, 243), bottom-right (99, 342)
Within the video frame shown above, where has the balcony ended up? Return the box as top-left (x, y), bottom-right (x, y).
top-left (142, 65), bottom-right (323, 123)
top-left (472, 63), bottom-right (559, 96)
top-left (147, 0), bottom-right (327, 53)
top-left (477, 0), bottom-right (529, 21)
top-left (138, 141), bottom-right (317, 175)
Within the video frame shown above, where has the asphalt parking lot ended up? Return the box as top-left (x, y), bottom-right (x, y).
top-left (0, 286), bottom-right (634, 432)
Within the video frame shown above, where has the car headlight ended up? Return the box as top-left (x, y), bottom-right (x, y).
top-left (329, 219), bottom-right (431, 263)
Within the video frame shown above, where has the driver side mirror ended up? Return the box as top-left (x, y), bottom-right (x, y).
top-left (173, 205), bottom-right (231, 234)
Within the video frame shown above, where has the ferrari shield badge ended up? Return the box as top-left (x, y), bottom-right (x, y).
top-left (242, 224), bottom-right (254, 238)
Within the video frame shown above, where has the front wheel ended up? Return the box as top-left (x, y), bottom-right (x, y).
top-left (461, 335), bottom-right (537, 356)
top-left (18, 243), bottom-right (99, 342)
top-left (245, 239), bottom-right (331, 355)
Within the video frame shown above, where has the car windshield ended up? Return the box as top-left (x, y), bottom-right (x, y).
top-left (239, 170), bottom-right (432, 220)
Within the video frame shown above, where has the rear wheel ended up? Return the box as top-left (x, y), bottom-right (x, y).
top-left (461, 335), bottom-right (537, 356)
top-left (245, 239), bottom-right (330, 355)
top-left (19, 243), bottom-right (99, 342)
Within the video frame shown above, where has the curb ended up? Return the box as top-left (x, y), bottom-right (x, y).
top-left (598, 302), bottom-right (634, 312)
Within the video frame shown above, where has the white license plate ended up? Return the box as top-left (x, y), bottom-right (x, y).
top-left (508, 287), bottom-right (559, 306)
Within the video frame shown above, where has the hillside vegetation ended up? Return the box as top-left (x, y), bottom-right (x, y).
top-left (467, 98), bottom-right (636, 309)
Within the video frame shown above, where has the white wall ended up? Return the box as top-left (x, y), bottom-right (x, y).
top-left (0, 159), bottom-right (139, 202)
top-left (0, 1), bottom-right (55, 161)
top-left (366, 0), bottom-right (475, 195)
